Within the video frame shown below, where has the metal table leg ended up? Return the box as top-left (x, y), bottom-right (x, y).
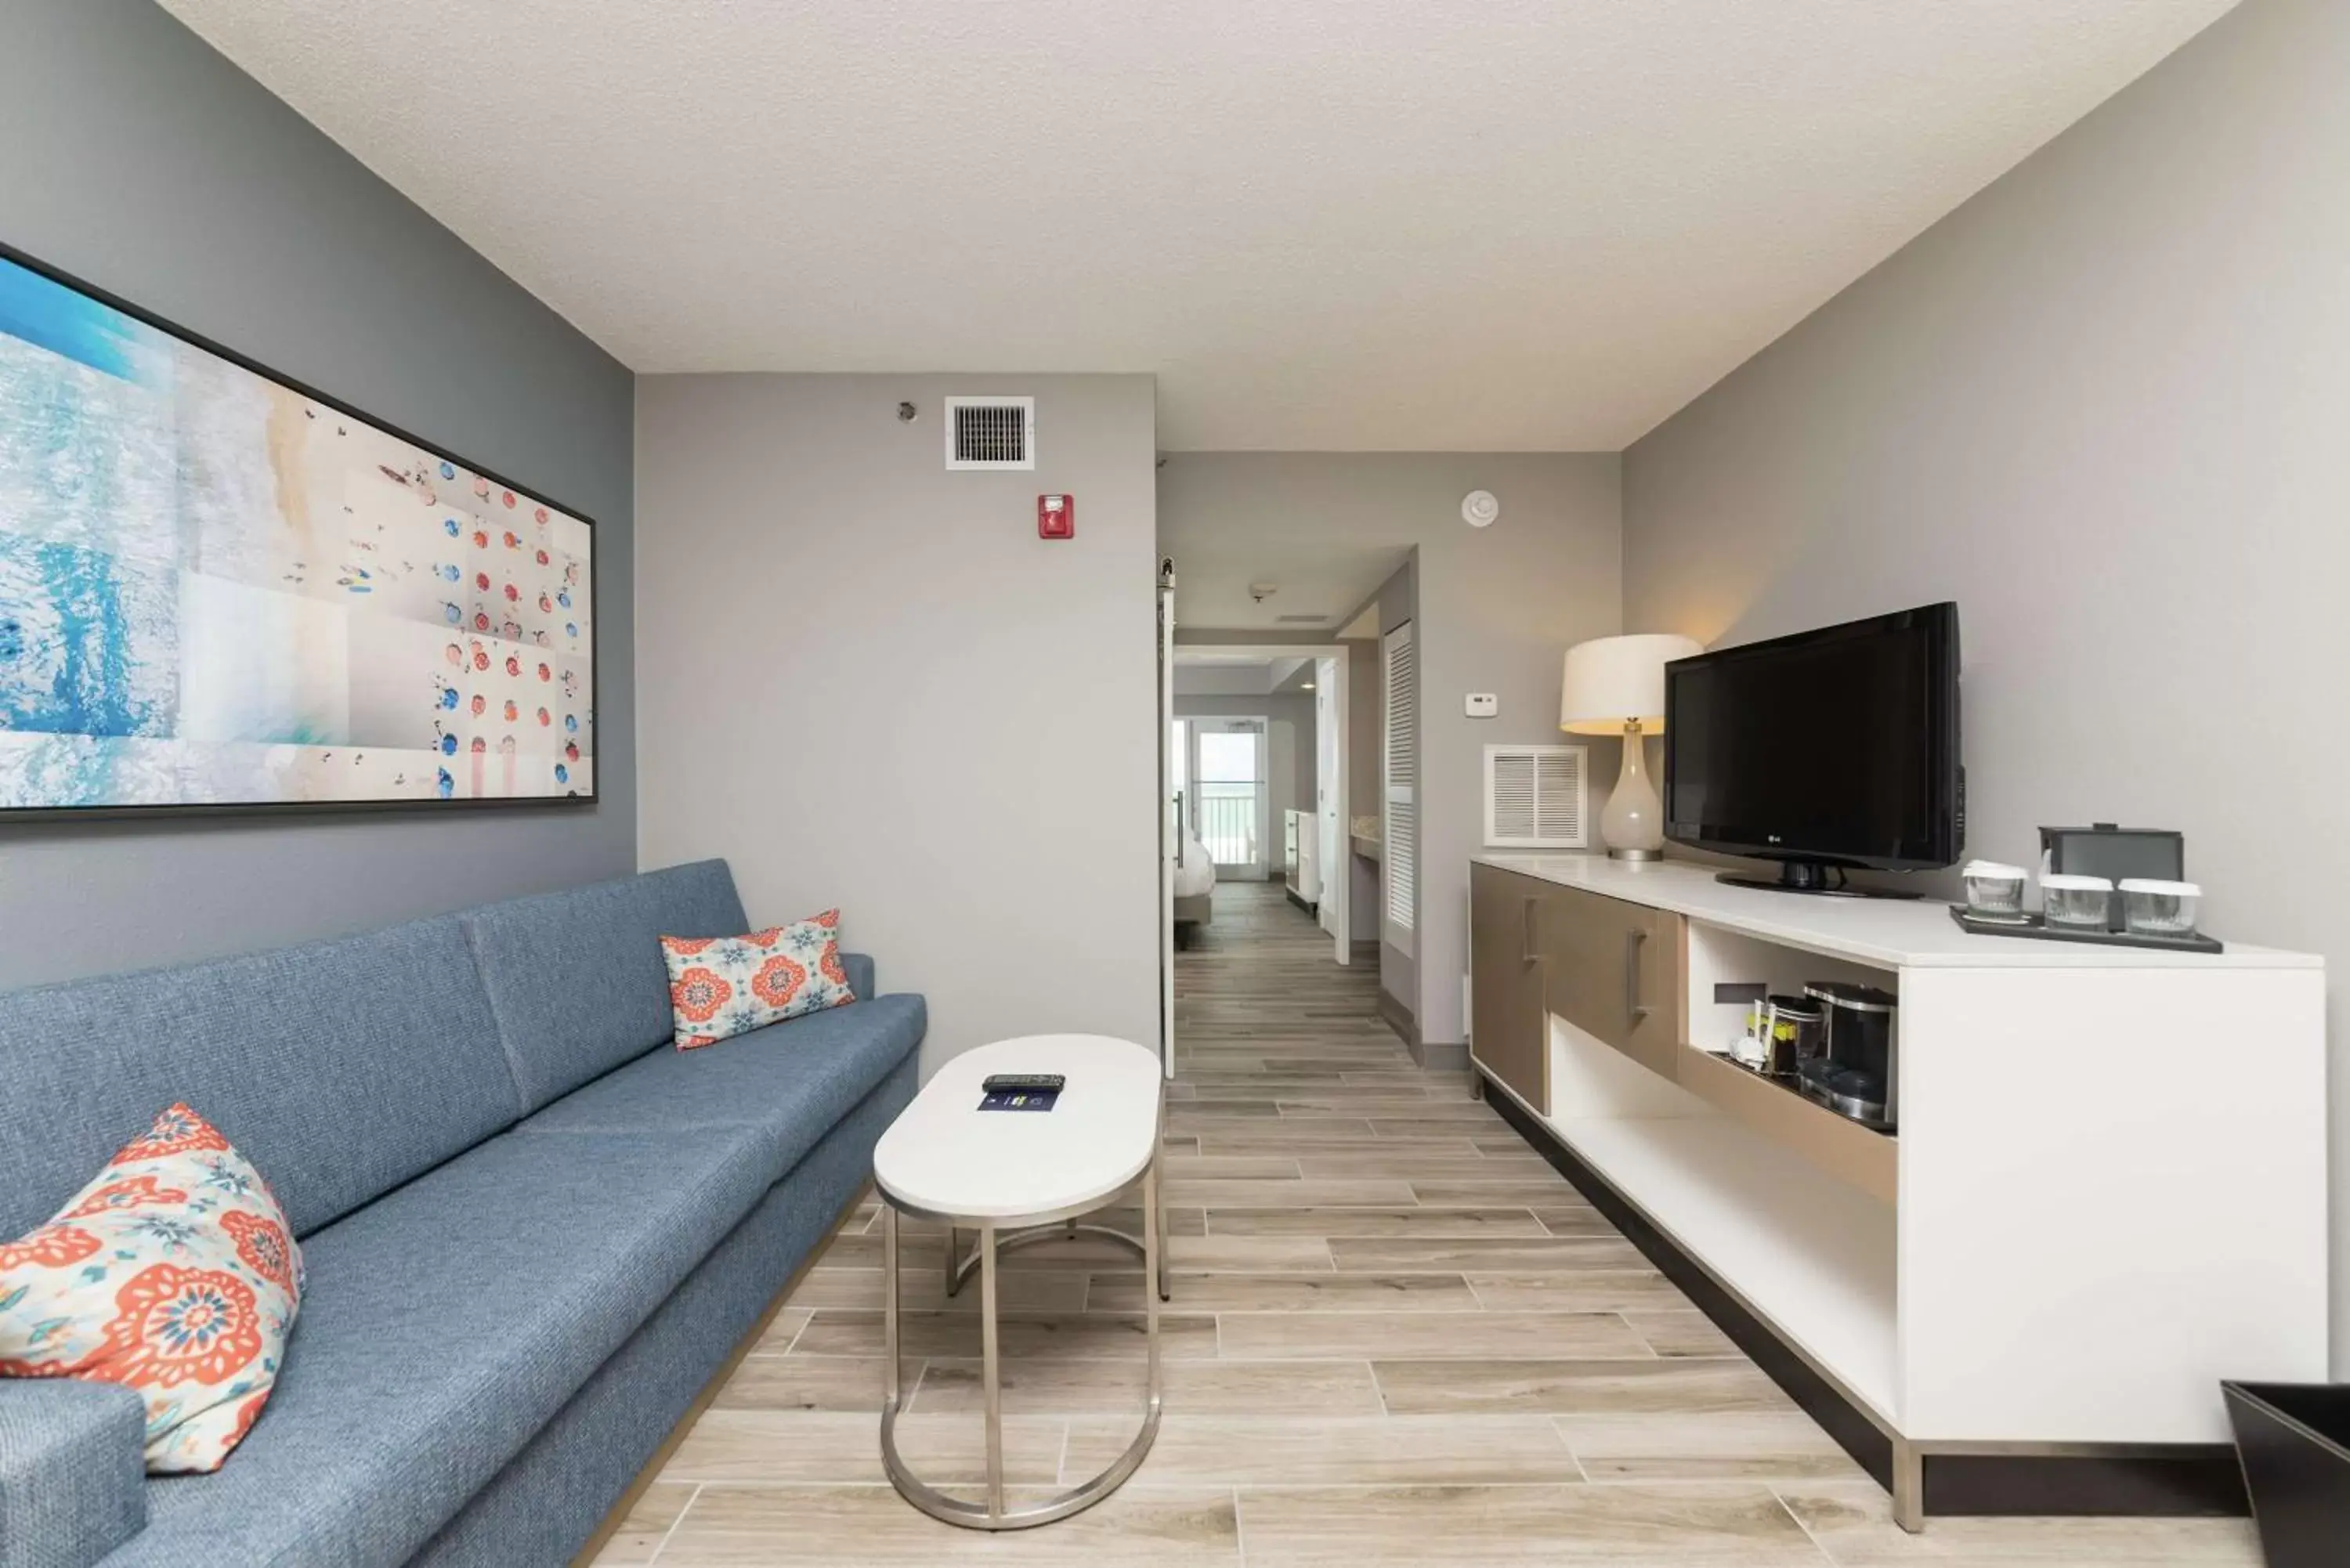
top-left (879, 1153), bottom-right (1164, 1530)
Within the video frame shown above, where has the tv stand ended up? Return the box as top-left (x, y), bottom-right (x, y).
top-left (1467, 854), bottom-right (2327, 1532)
top-left (1717, 860), bottom-right (1921, 900)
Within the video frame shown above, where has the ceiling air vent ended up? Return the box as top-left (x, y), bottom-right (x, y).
top-left (945, 396), bottom-right (1035, 470)
top-left (1484, 743), bottom-right (1588, 849)
top-left (1274, 614), bottom-right (1328, 624)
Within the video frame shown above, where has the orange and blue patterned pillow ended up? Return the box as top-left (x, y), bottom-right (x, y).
top-left (660, 909), bottom-right (858, 1050)
top-left (0, 1103), bottom-right (302, 1473)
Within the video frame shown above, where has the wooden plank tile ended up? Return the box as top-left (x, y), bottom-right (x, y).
top-left (1623, 1308), bottom-right (1744, 1358)
top-left (1464, 1271), bottom-right (1694, 1313)
top-left (1234, 1483), bottom-right (1826, 1565)
top-left (1088, 1270), bottom-right (1479, 1313)
top-left (711, 1354), bottom-right (892, 1411)
top-left (1201, 1135), bottom-right (1487, 1158)
top-left (1773, 1478), bottom-right (2262, 1566)
top-left (1166, 1116), bottom-right (1382, 1143)
top-left (1296, 1151), bottom-right (1556, 1180)
top-left (1068, 1414), bottom-right (1581, 1486)
top-left (653, 1483), bottom-right (1241, 1565)
top-left (1164, 1177), bottom-right (1421, 1207)
top-left (1329, 1235), bottom-right (1649, 1272)
top-left (1373, 1357), bottom-right (1795, 1415)
top-left (1221, 1310), bottom-right (1654, 1361)
top-left (744, 1305), bottom-right (813, 1353)
top-left (1404, 1178), bottom-right (1590, 1206)
top-left (783, 1266), bottom-right (1090, 1313)
top-left (914, 1357), bottom-right (1386, 1416)
top-left (662, 1408), bottom-right (1066, 1485)
top-left (1159, 1153), bottom-right (1305, 1179)
top-left (1557, 1411), bottom-right (1865, 1483)
top-left (791, 1308), bottom-right (1220, 1361)
top-left (584, 1479), bottom-right (696, 1566)
top-left (1278, 1098), bottom-right (1504, 1120)
top-left (1209, 1206), bottom-right (1549, 1238)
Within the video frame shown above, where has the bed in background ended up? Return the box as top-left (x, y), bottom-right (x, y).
top-left (1173, 829), bottom-right (1215, 946)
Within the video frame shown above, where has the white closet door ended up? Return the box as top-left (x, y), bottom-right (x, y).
top-left (1383, 621), bottom-right (1416, 956)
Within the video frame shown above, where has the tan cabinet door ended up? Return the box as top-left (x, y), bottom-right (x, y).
top-left (1469, 864), bottom-right (1547, 1113)
top-left (1535, 884), bottom-right (1683, 1080)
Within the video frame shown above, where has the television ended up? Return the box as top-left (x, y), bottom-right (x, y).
top-left (1663, 603), bottom-right (1961, 897)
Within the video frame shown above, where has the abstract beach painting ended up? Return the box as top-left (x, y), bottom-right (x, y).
top-left (0, 251), bottom-right (593, 812)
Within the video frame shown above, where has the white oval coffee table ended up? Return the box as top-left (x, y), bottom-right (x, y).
top-left (872, 1034), bottom-right (1167, 1530)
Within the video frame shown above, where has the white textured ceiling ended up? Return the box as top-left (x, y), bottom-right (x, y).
top-left (161, 0), bottom-right (2236, 450)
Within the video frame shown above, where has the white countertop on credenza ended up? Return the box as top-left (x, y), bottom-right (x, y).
top-left (1473, 854), bottom-right (2320, 973)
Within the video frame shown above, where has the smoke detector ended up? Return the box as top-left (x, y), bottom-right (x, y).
top-left (1249, 582), bottom-right (1279, 605)
top-left (1462, 490), bottom-right (1501, 528)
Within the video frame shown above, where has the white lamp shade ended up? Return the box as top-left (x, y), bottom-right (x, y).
top-left (1559, 633), bottom-right (1705, 735)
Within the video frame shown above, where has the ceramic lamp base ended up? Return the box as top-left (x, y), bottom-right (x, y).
top-left (1598, 720), bottom-right (1668, 858)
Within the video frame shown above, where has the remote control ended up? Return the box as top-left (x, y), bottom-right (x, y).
top-left (982, 1073), bottom-right (1065, 1094)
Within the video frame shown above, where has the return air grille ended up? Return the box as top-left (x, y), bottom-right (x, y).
top-left (945, 396), bottom-right (1035, 469)
top-left (1484, 744), bottom-right (1587, 849)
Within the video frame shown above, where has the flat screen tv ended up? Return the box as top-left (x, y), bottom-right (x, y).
top-left (0, 243), bottom-right (595, 818)
top-left (1664, 603), bottom-right (1961, 896)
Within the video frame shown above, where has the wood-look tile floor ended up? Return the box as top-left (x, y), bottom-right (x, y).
top-left (595, 882), bottom-right (2261, 1566)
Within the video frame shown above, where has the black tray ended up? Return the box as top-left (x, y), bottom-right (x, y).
top-left (1947, 905), bottom-right (2223, 955)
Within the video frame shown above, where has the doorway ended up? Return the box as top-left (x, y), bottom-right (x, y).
top-left (1174, 716), bottom-right (1269, 876)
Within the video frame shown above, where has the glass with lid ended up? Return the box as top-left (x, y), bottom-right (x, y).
top-left (2040, 873), bottom-right (2113, 931)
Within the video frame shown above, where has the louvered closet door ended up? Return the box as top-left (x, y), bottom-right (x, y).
top-left (1383, 621), bottom-right (1416, 956)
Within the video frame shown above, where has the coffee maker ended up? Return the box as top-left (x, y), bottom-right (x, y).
top-left (1795, 981), bottom-right (1898, 1129)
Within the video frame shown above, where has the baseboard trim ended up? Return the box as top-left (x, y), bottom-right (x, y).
top-left (569, 1185), bottom-right (870, 1567)
top-left (1413, 1038), bottom-right (1470, 1072)
top-left (1480, 1079), bottom-right (2247, 1522)
top-left (1375, 988), bottom-right (1417, 1050)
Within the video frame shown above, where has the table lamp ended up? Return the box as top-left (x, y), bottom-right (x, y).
top-left (1560, 633), bottom-right (1705, 860)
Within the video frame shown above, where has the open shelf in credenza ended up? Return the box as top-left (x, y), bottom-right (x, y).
top-left (1674, 1042), bottom-right (1897, 1205)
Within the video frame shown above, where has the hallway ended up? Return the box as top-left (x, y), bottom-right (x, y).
top-left (595, 881), bottom-right (2259, 1565)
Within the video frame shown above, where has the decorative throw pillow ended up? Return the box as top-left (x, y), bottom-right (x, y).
top-left (660, 909), bottom-right (857, 1050)
top-left (0, 1104), bottom-right (302, 1474)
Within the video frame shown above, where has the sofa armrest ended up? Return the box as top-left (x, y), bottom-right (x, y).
top-left (0, 1381), bottom-right (146, 1568)
top-left (841, 952), bottom-right (876, 1002)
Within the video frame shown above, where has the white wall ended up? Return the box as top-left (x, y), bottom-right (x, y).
top-left (1622, 0), bottom-right (2350, 1371)
top-left (637, 373), bottom-right (1159, 1070)
top-left (1162, 453), bottom-right (1622, 1048)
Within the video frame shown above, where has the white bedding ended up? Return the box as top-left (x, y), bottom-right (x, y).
top-left (1173, 832), bottom-right (1217, 898)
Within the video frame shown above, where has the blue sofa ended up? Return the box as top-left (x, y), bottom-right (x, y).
top-left (0, 860), bottom-right (925, 1568)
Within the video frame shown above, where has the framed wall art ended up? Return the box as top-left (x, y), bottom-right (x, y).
top-left (0, 244), bottom-right (595, 817)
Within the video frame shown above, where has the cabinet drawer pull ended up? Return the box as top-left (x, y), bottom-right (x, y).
top-left (1625, 929), bottom-right (1651, 1024)
top-left (1520, 897), bottom-right (1539, 964)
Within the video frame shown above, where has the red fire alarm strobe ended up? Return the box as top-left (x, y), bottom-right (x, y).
top-left (1038, 494), bottom-right (1075, 540)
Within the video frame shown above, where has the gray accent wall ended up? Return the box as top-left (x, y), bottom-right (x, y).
top-left (0, 0), bottom-right (637, 988)
top-left (1160, 453), bottom-right (1623, 1048)
top-left (1621, 0), bottom-right (2350, 1371)
top-left (636, 374), bottom-right (1159, 1071)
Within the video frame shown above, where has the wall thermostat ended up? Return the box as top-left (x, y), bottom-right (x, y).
top-left (1465, 693), bottom-right (1499, 718)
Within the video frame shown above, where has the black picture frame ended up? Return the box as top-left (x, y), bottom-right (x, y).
top-left (0, 238), bottom-right (600, 822)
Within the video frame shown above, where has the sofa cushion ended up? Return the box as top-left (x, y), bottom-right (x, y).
top-left (0, 917), bottom-right (518, 1243)
top-left (518, 995), bottom-right (926, 1181)
top-left (114, 1125), bottom-right (773, 1568)
top-left (461, 860), bottom-right (749, 1111)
